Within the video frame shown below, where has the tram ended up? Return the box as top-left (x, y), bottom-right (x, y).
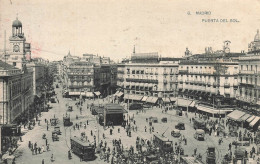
top-left (153, 134), bottom-right (173, 153)
top-left (70, 136), bottom-right (95, 161)
top-left (193, 118), bottom-right (206, 130)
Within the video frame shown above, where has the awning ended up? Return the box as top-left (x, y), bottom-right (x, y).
top-left (146, 97), bottom-right (158, 104)
top-left (196, 105), bottom-right (233, 114)
top-left (246, 116), bottom-right (256, 123)
top-left (124, 94), bottom-right (143, 101)
top-left (189, 101), bottom-right (196, 107)
top-left (249, 116), bottom-right (260, 127)
top-left (175, 98), bottom-right (193, 107)
top-left (85, 92), bottom-right (94, 97)
top-left (69, 92), bottom-right (81, 96)
top-left (131, 94), bottom-right (144, 101)
top-left (170, 97), bottom-right (177, 102)
top-left (141, 96), bottom-right (149, 102)
top-left (239, 114), bottom-right (251, 122)
top-left (114, 91), bottom-right (119, 96)
top-left (227, 110), bottom-right (246, 121)
top-left (162, 97), bottom-right (171, 103)
top-left (94, 91), bottom-right (101, 96)
top-left (117, 92), bottom-right (124, 97)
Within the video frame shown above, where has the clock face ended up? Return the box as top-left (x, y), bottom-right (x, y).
top-left (13, 45), bottom-right (20, 52)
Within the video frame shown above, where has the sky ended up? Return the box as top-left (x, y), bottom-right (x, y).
top-left (0, 0), bottom-right (260, 62)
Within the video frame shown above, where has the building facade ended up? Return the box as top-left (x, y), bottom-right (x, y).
top-left (178, 43), bottom-right (245, 115)
top-left (237, 30), bottom-right (260, 114)
top-left (62, 53), bottom-right (116, 97)
top-left (117, 52), bottom-right (179, 105)
top-left (0, 61), bottom-right (33, 124)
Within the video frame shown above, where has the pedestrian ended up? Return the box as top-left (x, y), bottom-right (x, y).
top-left (35, 148), bottom-right (38, 155)
top-left (91, 130), bottom-right (93, 136)
top-left (47, 144), bottom-right (49, 151)
top-left (31, 147), bottom-right (34, 155)
top-left (87, 120), bottom-right (88, 125)
top-left (47, 125), bottom-right (49, 131)
top-left (38, 147), bottom-right (41, 154)
top-left (42, 159), bottom-right (44, 164)
top-left (28, 141), bottom-right (31, 148)
top-left (145, 126), bottom-right (147, 132)
top-left (51, 154), bottom-right (54, 162)
top-left (46, 139), bottom-right (48, 146)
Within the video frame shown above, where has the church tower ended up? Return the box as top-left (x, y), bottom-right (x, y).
top-left (8, 16), bottom-right (26, 69)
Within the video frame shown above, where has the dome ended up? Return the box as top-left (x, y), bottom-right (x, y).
top-left (12, 18), bottom-right (22, 27)
top-left (254, 29), bottom-right (260, 42)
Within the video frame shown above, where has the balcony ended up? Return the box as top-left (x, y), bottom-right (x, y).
top-left (178, 70), bottom-right (188, 74)
top-left (224, 83), bottom-right (230, 88)
top-left (239, 70), bottom-right (255, 75)
top-left (213, 82), bottom-right (219, 87)
top-left (163, 72), bottom-right (168, 75)
top-left (117, 77), bottom-right (124, 82)
top-left (117, 70), bottom-right (124, 74)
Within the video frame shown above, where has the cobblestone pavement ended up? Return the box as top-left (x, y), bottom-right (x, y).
top-left (13, 82), bottom-right (259, 164)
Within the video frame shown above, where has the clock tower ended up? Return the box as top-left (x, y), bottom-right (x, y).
top-left (8, 17), bottom-right (26, 69)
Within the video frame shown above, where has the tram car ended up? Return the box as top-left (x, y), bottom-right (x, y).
top-left (153, 134), bottom-right (173, 153)
top-left (63, 116), bottom-right (73, 126)
top-left (70, 136), bottom-right (96, 161)
top-left (193, 118), bottom-right (206, 130)
top-left (206, 147), bottom-right (216, 164)
top-left (52, 131), bottom-right (59, 141)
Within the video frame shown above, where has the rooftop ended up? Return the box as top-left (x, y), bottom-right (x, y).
top-left (0, 60), bottom-right (19, 70)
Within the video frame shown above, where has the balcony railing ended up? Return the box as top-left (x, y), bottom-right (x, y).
top-left (126, 78), bottom-right (158, 84)
top-left (239, 70), bottom-right (255, 75)
top-left (178, 70), bottom-right (188, 74)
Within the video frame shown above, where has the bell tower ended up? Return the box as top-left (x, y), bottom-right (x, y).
top-left (8, 16), bottom-right (26, 69)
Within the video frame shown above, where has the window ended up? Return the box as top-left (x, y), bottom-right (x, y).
top-left (240, 77), bottom-right (242, 83)
top-left (246, 65), bottom-right (248, 70)
top-left (13, 62), bottom-right (16, 66)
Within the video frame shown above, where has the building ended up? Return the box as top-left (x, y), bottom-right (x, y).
top-left (62, 53), bottom-right (116, 98)
top-left (237, 30), bottom-right (260, 114)
top-left (0, 17), bottom-right (37, 124)
top-left (117, 51), bottom-right (179, 106)
top-left (27, 62), bottom-right (46, 96)
top-left (178, 43), bottom-right (245, 116)
top-left (0, 61), bottom-right (33, 124)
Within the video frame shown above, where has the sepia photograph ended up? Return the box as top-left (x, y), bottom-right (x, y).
top-left (0, 0), bottom-right (260, 163)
